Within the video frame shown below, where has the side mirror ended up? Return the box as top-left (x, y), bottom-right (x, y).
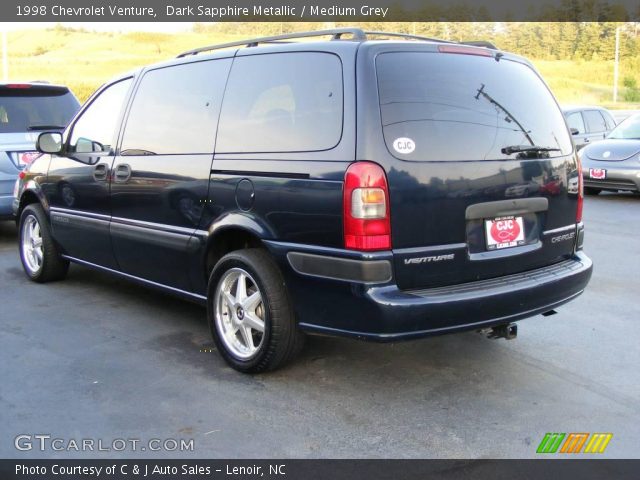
top-left (570, 128), bottom-right (579, 136)
top-left (36, 132), bottom-right (63, 154)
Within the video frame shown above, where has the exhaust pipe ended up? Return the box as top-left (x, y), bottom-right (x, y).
top-left (484, 323), bottom-right (518, 340)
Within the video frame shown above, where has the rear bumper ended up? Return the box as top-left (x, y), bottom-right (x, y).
top-left (265, 241), bottom-right (593, 341)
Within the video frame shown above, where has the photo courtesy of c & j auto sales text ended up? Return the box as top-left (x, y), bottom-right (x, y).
top-left (0, 0), bottom-right (639, 478)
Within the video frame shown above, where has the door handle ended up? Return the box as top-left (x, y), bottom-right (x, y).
top-left (93, 163), bottom-right (109, 181)
top-left (113, 163), bottom-right (132, 183)
top-left (583, 138), bottom-right (590, 143)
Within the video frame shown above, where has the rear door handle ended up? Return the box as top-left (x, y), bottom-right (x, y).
top-left (113, 163), bottom-right (132, 183)
top-left (93, 163), bottom-right (109, 181)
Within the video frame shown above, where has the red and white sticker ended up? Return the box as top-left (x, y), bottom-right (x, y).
top-left (589, 168), bottom-right (606, 180)
top-left (485, 216), bottom-right (525, 250)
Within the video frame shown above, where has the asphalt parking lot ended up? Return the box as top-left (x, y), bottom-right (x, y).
top-left (1, 193), bottom-right (639, 459)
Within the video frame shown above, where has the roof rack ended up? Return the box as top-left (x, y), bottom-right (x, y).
top-left (362, 31), bottom-right (456, 45)
top-left (176, 27), bottom-right (495, 58)
top-left (177, 28), bottom-right (367, 58)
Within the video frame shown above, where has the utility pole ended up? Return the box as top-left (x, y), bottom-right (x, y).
top-left (2, 30), bottom-right (8, 82)
top-left (613, 26), bottom-right (620, 103)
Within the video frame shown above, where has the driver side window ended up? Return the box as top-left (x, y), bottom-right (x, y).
top-left (69, 78), bottom-right (132, 154)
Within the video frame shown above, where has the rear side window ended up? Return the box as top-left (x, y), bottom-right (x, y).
top-left (0, 87), bottom-right (79, 133)
top-left (566, 112), bottom-right (586, 134)
top-left (584, 110), bottom-right (607, 133)
top-left (602, 111), bottom-right (616, 130)
top-left (376, 52), bottom-right (572, 161)
top-left (216, 52), bottom-right (343, 153)
top-left (121, 59), bottom-right (231, 155)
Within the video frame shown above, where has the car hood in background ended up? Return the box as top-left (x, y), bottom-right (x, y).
top-left (582, 139), bottom-right (640, 161)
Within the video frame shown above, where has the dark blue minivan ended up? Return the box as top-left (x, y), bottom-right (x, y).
top-left (13, 29), bottom-right (592, 372)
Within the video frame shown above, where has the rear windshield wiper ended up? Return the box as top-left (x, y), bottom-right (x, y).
top-left (28, 125), bottom-right (66, 131)
top-left (501, 145), bottom-right (561, 155)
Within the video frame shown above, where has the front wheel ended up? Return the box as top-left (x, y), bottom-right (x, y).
top-left (19, 203), bottom-right (69, 282)
top-left (207, 249), bottom-right (304, 373)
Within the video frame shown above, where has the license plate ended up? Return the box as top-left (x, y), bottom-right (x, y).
top-left (485, 216), bottom-right (525, 250)
top-left (589, 168), bottom-right (606, 180)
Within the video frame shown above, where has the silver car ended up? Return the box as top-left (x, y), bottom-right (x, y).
top-left (579, 113), bottom-right (640, 195)
top-left (1, 82), bottom-right (79, 219)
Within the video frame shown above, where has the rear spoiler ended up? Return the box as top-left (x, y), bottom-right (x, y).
top-left (461, 41), bottom-right (498, 50)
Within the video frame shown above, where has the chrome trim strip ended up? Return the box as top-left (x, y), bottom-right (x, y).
top-left (61, 255), bottom-right (207, 302)
top-left (50, 206), bottom-right (110, 221)
top-left (49, 206), bottom-right (209, 237)
top-left (543, 224), bottom-right (576, 235)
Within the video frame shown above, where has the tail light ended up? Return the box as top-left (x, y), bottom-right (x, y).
top-left (576, 157), bottom-right (584, 222)
top-left (343, 162), bottom-right (391, 251)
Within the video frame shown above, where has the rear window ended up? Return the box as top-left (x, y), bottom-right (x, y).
top-left (0, 86), bottom-right (79, 133)
top-left (216, 52), bottom-right (343, 153)
top-left (608, 115), bottom-right (640, 140)
top-left (376, 52), bottom-right (572, 161)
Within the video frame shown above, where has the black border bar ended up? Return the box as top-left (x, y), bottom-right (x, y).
top-left (2, 459), bottom-right (640, 480)
top-left (2, 0), bottom-right (639, 22)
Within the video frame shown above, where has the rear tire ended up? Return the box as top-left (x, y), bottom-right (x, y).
top-left (18, 203), bottom-right (69, 282)
top-left (584, 187), bottom-right (601, 196)
top-left (207, 248), bottom-right (304, 373)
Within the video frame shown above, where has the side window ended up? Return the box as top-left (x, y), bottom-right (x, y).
top-left (121, 59), bottom-right (231, 155)
top-left (603, 111), bottom-right (616, 130)
top-left (69, 79), bottom-right (132, 154)
top-left (583, 110), bottom-right (607, 134)
top-left (216, 52), bottom-right (343, 153)
top-left (566, 112), bottom-right (585, 134)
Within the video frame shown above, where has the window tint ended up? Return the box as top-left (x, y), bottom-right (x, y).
top-left (69, 79), bottom-right (132, 154)
top-left (376, 52), bottom-right (572, 161)
top-left (0, 87), bottom-right (79, 133)
top-left (121, 59), bottom-right (231, 155)
top-left (583, 110), bottom-right (607, 133)
top-left (566, 112), bottom-right (585, 134)
top-left (216, 52), bottom-right (343, 153)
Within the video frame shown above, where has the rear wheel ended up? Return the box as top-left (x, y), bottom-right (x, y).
top-left (207, 249), bottom-right (304, 373)
top-left (19, 204), bottom-right (69, 282)
top-left (584, 187), bottom-right (601, 196)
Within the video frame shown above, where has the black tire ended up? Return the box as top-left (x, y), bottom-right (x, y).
top-left (18, 203), bottom-right (69, 282)
top-left (207, 248), bottom-right (304, 373)
top-left (584, 187), bottom-right (601, 196)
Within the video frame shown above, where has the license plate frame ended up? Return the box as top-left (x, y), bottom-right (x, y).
top-left (589, 168), bottom-right (607, 180)
top-left (485, 215), bottom-right (526, 251)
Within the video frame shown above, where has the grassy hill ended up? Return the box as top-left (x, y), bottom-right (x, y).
top-left (6, 25), bottom-right (640, 109)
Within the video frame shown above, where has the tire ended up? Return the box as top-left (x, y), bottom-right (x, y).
top-left (584, 187), bottom-right (601, 196)
top-left (207, 248), bottom-right (304, 373)
top-left (19, 203), bottom-right (69, 282)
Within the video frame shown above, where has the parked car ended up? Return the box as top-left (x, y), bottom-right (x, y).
top-left (579, 113), bottom-right (640, 195)
top-left (563, 106), bottom-right (617, 150)
top-left (13, 29), bottom-right (592, 373)
top-left (0, 82), bottom-right (79, 220)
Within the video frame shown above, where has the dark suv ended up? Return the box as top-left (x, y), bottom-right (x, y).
top-left (13, 29), bottom-right (592, 373)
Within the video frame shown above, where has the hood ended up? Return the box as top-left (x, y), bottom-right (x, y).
top-left (582, 139), bottom-right (640, 162)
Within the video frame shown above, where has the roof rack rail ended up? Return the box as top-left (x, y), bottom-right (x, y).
top-left (177, 28), bottom-right (367, 58)
top-left (362, 31), bottom-right (456, 45)
top-left (461, 41), bottom-right (498, 50)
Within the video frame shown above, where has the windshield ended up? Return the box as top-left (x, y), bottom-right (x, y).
top-left (607, 114), bottom-right (640, 140)
top-left (376, 52), bottom-right (573, 161)
top-left (0, 87), bottom-right (79, 134)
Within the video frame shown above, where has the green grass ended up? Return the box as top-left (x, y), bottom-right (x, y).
top-left (6, 26), bottom-right (640, 109)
